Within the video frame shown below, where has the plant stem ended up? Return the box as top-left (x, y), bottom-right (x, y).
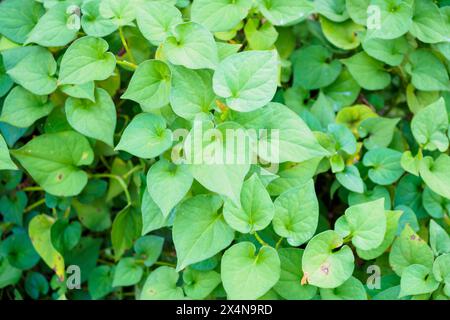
top-left (116, 59), bottom-right (137, 70)
top-left (90, 173), bottom-right (131, 206)
top-left (24, 198), bottom-right (46, 213)
top-left (21, 186), bottom-right (44, 192)
top-left (122, 165), bottom-right (144, 179)
top-left (118, 27), bottom-right (136, 64)
top-left (254, 232), bottom-right (269, 247)
top-left (275, 237), bottom-right (283, 250)
top-left (154, 261), bottom-right (176, 268)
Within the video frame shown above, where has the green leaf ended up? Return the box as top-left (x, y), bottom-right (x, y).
top-left (405, 50), bottom-right (450, 92)
top-left (0, 134), bottom-right (18, 171)
top-left (365, 0), bottom-right (414, 40)
top-left (134, 235), bottom-right (164, 267)
top-left (429, 220), bottom-right (450, 256)
top-left (50, 220), bottom-right (81, 253)
top-left (273, 180), bottom-right (319, 246)
top-left (140, 266), bottom-right (184, 300)
top-left (356, 210), bottom-right (402, 260)
top-left (25, 272), bottom-right (49, 300)
top-left (29, 215), bottom-right (65, 281)
top-left (0, 0), bottom-right (44, 44)
top-left (183, 121), bottom-right (250, 205)
top-left (342, 52), bottom-right (391, 90)
top-left (213, 50), bottom-right (279, 112)
top-left (0, 259), bottom-right (21, 289)
top-left (73, 199), bottom-right (111, 232)
top-left (88, 266), bottom-right (114, 300)
top-left (320, 276), bottom-right (367, 300)
top-left (320, 17), bottom-right (364, 50)
top-left (273, 248), bottom-right (317, 300)
top-left (141, 190), bottom-right (172, 235)
top-left (65, 88), bottom-right (116, 146)
top-left (115, 113), bottom-right (173, 159)
top-left (26, 3), bottom-right (78, 47)
top-left (362, 36), bottom-right (409, 67)
top-left (113, 257), bottom-right (144, 287)
top-left (58, 36), bottom-right (116, 85)
top-left (173, 194), bottom-right (234, 271)
top-left (322, 69), bottom-right (361, 109)
top-left (358, 116), bottom-right (401, 150)
top-left (389, 224), bottom-right (434, 276)
top-left (315, 0), bottom-right (348, 22)
top-left (344, 198), bottom-right (387, 250)
top-left (169, 65), bottom-right (216, 120)
top-left (293, 45), bottom-right (342, 90)
top-left (244, 18), bottom-right (278, 51)
top-left (336, 165), bottom-right (365, 194)
top-left (147, 159), bottom-right (193, 217)
top-left (0, 233), bottom-right (39, 270)
top-left (163, 22), bottom-right (218, 70)
top-left (6, 47), bottom-right (57, 95)
top-left (99, 0), bottom-right (136, 27)
top-left (419, 154), bottom-right (450, 200)
top-left (302, 230), bottom-right (354, 288)
top-left (363, 148), bottom-right (404, 185)
top-left (399, 264), bottom-right (439, 298)
top-left (11, 131), bottom-right (94, 197)
top-left (121, 60), bottom-right (171, 111)
top-left (223, 173), bottom-right (274, 234)
top-left (136, 1), bottom-right (182, 45)
top-left (191, 0), bottom-right (253, 32)
top-left (183, 268), bottom-right (221, 300)
top-left (423, 187), bottom-right (450, 219)
top-left (411, 98), bottom-right (449, 152)
top-left (258, 0), bottom-right (314, 26)
top-left (221, 242), bottom-right (280, 300)
top-left (111, 207), bottom-right (142, 260)
top-left (409, 0), bottom-right (447, 44)
top-left (233, 102), bottom-right (328, 163)
top-left (60, 81), bottom-right (96, 102)
top-left (81, 0), bottom-right (118, 37)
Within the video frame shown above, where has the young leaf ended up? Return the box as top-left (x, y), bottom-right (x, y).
top-left (115, 113), bottom-right (173, 159)
top-left (173, 195), bottom-right (234, 271)
top-left (136, 1), bottom-right (182, 45)
top-left (273, 180), bottom-right (319, 246)
top-left (169, 65), bottom-right (216, 120)
top-left (147, 159), bottom-right (193, 217)
top-left (213, 50), bottom-right (279, 112)
top-left (191, 0), bottom-right (253, 32)
top-left (163, 22), bottom-right (219, 70)
top-left (223, 173), bottom-right (274, 234)
top-left (58, 36), bottom-right (116, 85)
top-left (65, 88), bottom-right (117, 146)
top-left (221, 242), bottom-right (280, 300)
top-left (121, 60), bottom-right (171, 111)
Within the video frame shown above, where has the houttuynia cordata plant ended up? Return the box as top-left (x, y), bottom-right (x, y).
top-left (0, 0), bottom-right (449, 301)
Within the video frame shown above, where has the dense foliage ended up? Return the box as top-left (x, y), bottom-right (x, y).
top-left (0, 0), bottom-right (449, 301)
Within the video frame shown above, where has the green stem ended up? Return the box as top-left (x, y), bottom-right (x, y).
top-left (118, 27), bottom-right (136, 64)
top-left (116, 59), bottom-right (137, 70)
top-left (154, 261), bottom-right (176, 268)
top-left (275, 237), bottom-right (283, 250)
top-left (122, 165), bottom-right (144, 179)
top-left (24, 198), bottom-right (46, 213)
top-left (254, 232), bottom-right (269, 247)
top-left (90, 173), bottom-right (131, 206)
top-left (21, 186), bottom-right (44, 192)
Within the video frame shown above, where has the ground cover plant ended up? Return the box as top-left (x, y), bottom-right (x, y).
top-left (0, 0), bottom-right (449, 301)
